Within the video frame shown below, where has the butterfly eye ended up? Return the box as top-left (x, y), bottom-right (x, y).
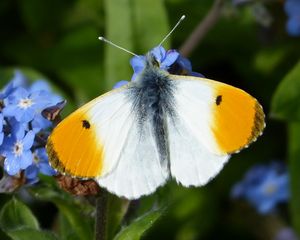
top-left (153, 59), bottom-right (160, 67)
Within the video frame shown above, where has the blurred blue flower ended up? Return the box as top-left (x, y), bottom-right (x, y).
top-left (25, 148), bottom-right (56, 184)
top-left (231, 162), bottom-right (289, 214)
top-left (174, 55), bottom-right (205, 77)
top-left (0, 113), bottom-right (4, 145)
top-left (2, 123), bottom-right (35, 175)
top-left (274, 227), bottom-right (299, 240)
top-left (286, 17), bottom-right (300, 37)
top-left (284, 0), bottom-right (300, 36)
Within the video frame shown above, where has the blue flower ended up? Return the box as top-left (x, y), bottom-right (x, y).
top-left (284, 0), bottom-right (300, 36)
top-left (231, 162), bottom-right (289, 214)
top-left (2, 123), bottom-right (35, 175)
top-left (28, 81), bottom-right (62, 132)
top-left (286, 16), bottom-right (300, 37)
top-left (0, 70), bottom-right (26, 100)
top-left (274, 227), bottom-right (299, 240)
top-left (3, 81), bottom-right (61, 124)
top-left (25, 148), bottom-right (56, 184)
top-left (113, 80), bottom-right (129, 89)
top-left (0, 113), bottom-right (4, 145)
top-left (130, 46), bottom-right (202, 81)
top-left (114, 46), bottom-right (204, 88)
top-left (130, 46), bottom-right (179, 81)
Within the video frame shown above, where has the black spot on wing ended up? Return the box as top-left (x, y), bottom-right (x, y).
top-left (216, 95), bottom-right (222, 105)
top-left (82, 120), bottom-right (91, 129)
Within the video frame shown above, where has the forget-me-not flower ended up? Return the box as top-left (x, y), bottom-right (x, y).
top-left (284, 0), bottom-right (300, 36)
top-left (114, 46), bottom-right (204, 88)
top-left (0, 70), bottom-right (26, 100)
top-left (231, 162), bottom-right (289, 214)
top-left (25, 148), bottom-right (56, 184)
top-left (0, 113), bottom-right (4, 145)
top-left (0, 70), bottom-right (63, 186)
top-left (2, 123), bottom-right (35, 175)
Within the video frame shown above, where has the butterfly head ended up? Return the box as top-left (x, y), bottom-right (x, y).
top-left (145, 53), bottom-right (161, 69)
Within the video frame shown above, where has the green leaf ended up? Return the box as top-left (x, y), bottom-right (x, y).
top-left (114, 209), bottom-right (163, 240)
top-left (57, 213), bottom-right (81, 240)
top-left (7, 228), bottom-right (58, 240)
top-left (103, 0), bottom-right (133, 90)
top-left (0, 198), bottom-right (39, 232)
top-left (31, 187), bottom-right (94, 240)
top-left (132, 0), bottom-right (169, 52)
top-left (288, 122), bottom-right (300, 236)
top-left (271, 60), bottom-right (300, 121)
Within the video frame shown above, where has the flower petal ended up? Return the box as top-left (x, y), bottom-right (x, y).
top-left (4, 153), bottom-right (21, 175)
top-left (25, 164), bottom-right (39, 179)
top-left (29, 81), bottom-right (51, 93)
top-left (113, 80), bottom-right (129, 89)
top-left (19, 150), bottom-right (33, 169)
top-left (130, 56), bottom-right (146, 73)
top-left (2, 105), bottom-right (18, 117)
top-left (39, 162), bottom-right (56, 176)
top-left (161, 50), bottom-right (179, 69)
top-left (23, 131), bottom-right (35, 150)
top-left (151, 46), bottom-right (166, 62)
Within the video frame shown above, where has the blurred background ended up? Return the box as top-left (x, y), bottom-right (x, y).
top-left (1, 0), bottom-right (300, 239)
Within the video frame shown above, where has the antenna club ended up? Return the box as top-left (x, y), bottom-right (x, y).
top-left (181, 15), bottom-right (186, 20)
top-left (98, 36), bottom-right (104, 41)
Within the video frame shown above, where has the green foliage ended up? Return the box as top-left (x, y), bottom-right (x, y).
top-left (31, 186), bottom-right (94, 240)
top-left (0, 198), bottom-right (39, 231)
top-left (114, 209), bottom-right (163, 240)
top-left (1, 0), bottom-right (300, 239)
top-left (288, 123), bottom-right (300, 236)
top-left (271, 60), bottom-right (300, 121)
top-left (6, 228), bottom-right (58, 240)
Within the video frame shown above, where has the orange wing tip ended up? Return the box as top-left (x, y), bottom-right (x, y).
top-left (247, 101), bottom-right (265, 145)
top-left (229, 100), bottom-right (265, 154)
top-left (46, 138), bottom-right (91, 179)
top-left (46, 138), bottom-right (70, 176)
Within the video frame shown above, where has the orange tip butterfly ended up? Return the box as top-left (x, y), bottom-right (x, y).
top-left (46, 16), bottom-right (265, 199)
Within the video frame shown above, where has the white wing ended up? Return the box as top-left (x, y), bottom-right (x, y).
top-left (168, 76), bottom-right (231, 186)
top-left (97, 118), bottom-right (169, 199)
top-left (168, 116), bottom-right (229, 187)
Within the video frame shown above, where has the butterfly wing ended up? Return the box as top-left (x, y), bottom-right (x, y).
top-left (47, 86), bottom-right (168, 199)
top-left (168, 75), bottom-right (265, 186)
top-left (97, 118), bottom-right (169, 199)
top-left (47, 87), bottom-right (135, 178)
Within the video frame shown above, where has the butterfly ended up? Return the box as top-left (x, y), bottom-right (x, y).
top-left (46, 46), bottom-right (265, 199)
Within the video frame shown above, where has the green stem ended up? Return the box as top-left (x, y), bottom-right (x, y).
top-left (288, 122), bottom-right (300, 236)
top-left (95, 188), bottom-right (109, 240)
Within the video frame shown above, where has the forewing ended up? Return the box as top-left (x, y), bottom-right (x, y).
top-left (47, 87), bottom-right (134, 178)
top-left (168, 75), bottom-right (265, 186)
top-left (170, 75), bottom-right (265, 155)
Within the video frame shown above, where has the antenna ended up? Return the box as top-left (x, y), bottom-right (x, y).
top-left (98, 36), bottom-right (139, 57)
top-left (159, 15), bottom-right (186, 46)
